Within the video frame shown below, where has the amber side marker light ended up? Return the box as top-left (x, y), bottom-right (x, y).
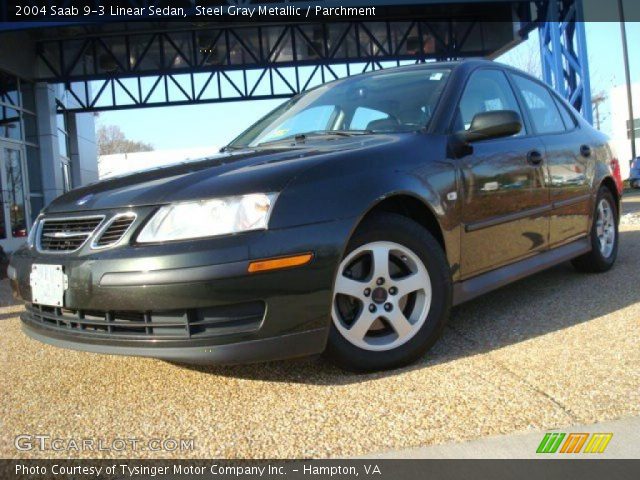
top-left (248, 253), bottom-right (314, 273)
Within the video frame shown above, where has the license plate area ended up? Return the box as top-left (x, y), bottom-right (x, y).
top-left (30, 264), bottom-right (68, 307)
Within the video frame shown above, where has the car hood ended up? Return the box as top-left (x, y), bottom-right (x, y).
top-left (45, 135), bottom-right (400, 214)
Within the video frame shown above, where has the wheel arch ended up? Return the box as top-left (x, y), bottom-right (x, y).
top-left (600, 176), bottom-right (621, 222)
top-left (354, 193), bottom-right (447, 255)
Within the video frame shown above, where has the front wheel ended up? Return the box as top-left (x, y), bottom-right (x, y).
top-left (325, 213), bottom-right (452, 372)
top-left (571, 186), bottom-right (619, 273)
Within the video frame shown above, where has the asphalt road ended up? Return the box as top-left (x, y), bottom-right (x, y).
top-left (1, 193), bottom-right (639, 459)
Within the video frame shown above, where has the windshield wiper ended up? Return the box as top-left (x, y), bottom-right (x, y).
top-left (309, 129), bottom-right (374, 136)
top-left (219, 144), bottom-right (247, 153)
top-left (254, 130), bottom-right (374, 148)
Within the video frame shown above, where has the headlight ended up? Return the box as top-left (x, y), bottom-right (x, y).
top-left (137, 193), bottom-right (278, 243)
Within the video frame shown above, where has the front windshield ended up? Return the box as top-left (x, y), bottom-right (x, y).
top-left (229, 67), bottom-right (451, 148)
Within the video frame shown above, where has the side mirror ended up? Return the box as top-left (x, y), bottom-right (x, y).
top-left (458, 110), bottom-right (522, 143)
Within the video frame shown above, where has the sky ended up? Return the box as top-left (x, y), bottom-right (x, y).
top-left (97, 22), bottom-right (640, 152)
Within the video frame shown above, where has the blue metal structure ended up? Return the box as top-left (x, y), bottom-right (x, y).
top-left (539, 0), bottom-right (592, 123)
top-left (0, 0), bottom-right (594, 124)
top-left (38, 19), bottom-right (528, 112)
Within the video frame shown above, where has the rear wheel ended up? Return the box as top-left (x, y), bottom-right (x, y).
top-left (571, 186), bottom-right (618, 273)
top-left (325, 213), bottom-right (451, 372)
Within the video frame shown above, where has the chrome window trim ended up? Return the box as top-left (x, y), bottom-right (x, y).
top-left (90, 212), bottom-right (137, 250)
top-left (36, 215), bottom-right (105, 254)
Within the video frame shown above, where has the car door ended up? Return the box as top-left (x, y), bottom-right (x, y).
top-left (456, 68), bottom-right (550, 278)
top-left (510, 73), bottom-right (591, 246)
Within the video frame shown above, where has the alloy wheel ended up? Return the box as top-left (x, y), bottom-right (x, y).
top-left (332, 241), bottom-right (431, 351)
top-left (595, 198), bottom-right (615, 258)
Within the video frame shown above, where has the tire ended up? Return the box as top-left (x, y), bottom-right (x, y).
top-left (571, 186), bottom-right (619, 273)
top-left (325, 213), bottom-right (452, 372)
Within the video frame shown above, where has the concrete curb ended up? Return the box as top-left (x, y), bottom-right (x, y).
top-left (362, 416), bottom-right (640, 459)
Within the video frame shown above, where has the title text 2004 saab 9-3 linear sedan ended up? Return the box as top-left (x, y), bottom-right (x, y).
top-left (9, 60), bottom-right (623, 372)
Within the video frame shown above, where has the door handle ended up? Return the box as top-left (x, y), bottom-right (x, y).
top-left (580, 144), bottom-right (592, 157)
top-left (527, 150), bottom-right (544, 166)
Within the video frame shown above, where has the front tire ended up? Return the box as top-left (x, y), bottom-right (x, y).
top-left (571, 186), bottom-right (619, 273)
top-left (325, 213), bottom-right (452, 372)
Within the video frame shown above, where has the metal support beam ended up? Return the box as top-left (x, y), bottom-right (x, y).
top-left (34, 18), bottom-right (528, 112)
top-left (539, 0), bottom-right (592, 123)
top-left (55, 61), bottom-right (422, 112)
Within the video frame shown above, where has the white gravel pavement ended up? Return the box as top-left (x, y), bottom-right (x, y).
top-left (1, 192), bottom-right (638, 459)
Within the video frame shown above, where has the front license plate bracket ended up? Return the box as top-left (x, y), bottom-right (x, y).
top-left (30, 264), bottom-right (68, 307)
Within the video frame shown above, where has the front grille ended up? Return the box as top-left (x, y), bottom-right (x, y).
top-left (23, 302), bottom-right (265, 340)
top-left (93, 214), bottom-right (136, 248)
top-left (38, 216), bottom-right (104, 252)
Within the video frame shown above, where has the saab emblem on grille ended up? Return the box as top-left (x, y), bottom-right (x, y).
top-left (43, 231), bottom-right (88, 239)
top-left (76, 194), bottom-right (94, 206)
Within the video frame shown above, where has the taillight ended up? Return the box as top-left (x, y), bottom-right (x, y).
top-left (610, 157), bottom-right (624, 194)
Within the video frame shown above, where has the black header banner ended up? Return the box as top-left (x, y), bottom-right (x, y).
top-left (2, 459), bottom-right (639, 480)
top-left (1, 0), bottom-right (639, 25)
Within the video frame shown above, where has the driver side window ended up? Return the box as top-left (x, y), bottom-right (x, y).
top-left (455, 69), bottom-right (524, 136)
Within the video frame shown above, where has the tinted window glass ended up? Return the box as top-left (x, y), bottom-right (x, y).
top-left (255, 105), bottom-right (337, 145)
top-left (512, 74), bottom-right (565, 134)
top-left (0, 106), bottom-right (22, 140)
top-left (0, 71), bottom-right (19, 106)
top-left (553, 96), bottom-right (577, 129)
top-left (349, 107), bottom-right (390, 131)
top-left (455, 69), bottom-right (523, 135)
top-left (229, 69), bottom-right (451, 148)
top-left (4, 147), bottom-right (27, 238)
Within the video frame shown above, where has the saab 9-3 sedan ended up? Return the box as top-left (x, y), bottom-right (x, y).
top-left (10, 60), bottom-right (622, 371)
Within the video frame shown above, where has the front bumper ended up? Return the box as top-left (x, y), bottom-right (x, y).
top-left (10, 217), bottom-right (355, 364)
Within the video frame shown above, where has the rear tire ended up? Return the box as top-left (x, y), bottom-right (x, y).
top-left (571, 186), bottom-right (618, 273)
top-left (325, 213), bottom-right (452, 372)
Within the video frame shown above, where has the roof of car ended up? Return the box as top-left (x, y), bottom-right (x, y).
top-left (299, 58), bottom-right (531, 98)
top-left (339, 58), bottom-right (516, 79)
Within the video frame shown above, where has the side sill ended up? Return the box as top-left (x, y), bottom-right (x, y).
top-left (452, 237), bottom-right (590, 306)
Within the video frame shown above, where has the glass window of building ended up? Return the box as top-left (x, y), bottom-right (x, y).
top-left (0, 70), bottom-right (40, 245)
top-left (4, 147), bottom-right (27, 237)
top-left (57, 113), bottom-right (69, 158)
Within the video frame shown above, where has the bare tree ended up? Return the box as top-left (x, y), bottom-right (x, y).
top-left (497, 39), bottom-right (542, 78)
top-left (591, 90), bottom-right (609, 131)
top-left (96, 125), bottom-right (154, 156)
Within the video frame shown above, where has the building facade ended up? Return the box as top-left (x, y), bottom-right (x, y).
top-left (0, 32), bottom-right (99, 252)
top-left (610, 82), bottom-right (640, 180)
